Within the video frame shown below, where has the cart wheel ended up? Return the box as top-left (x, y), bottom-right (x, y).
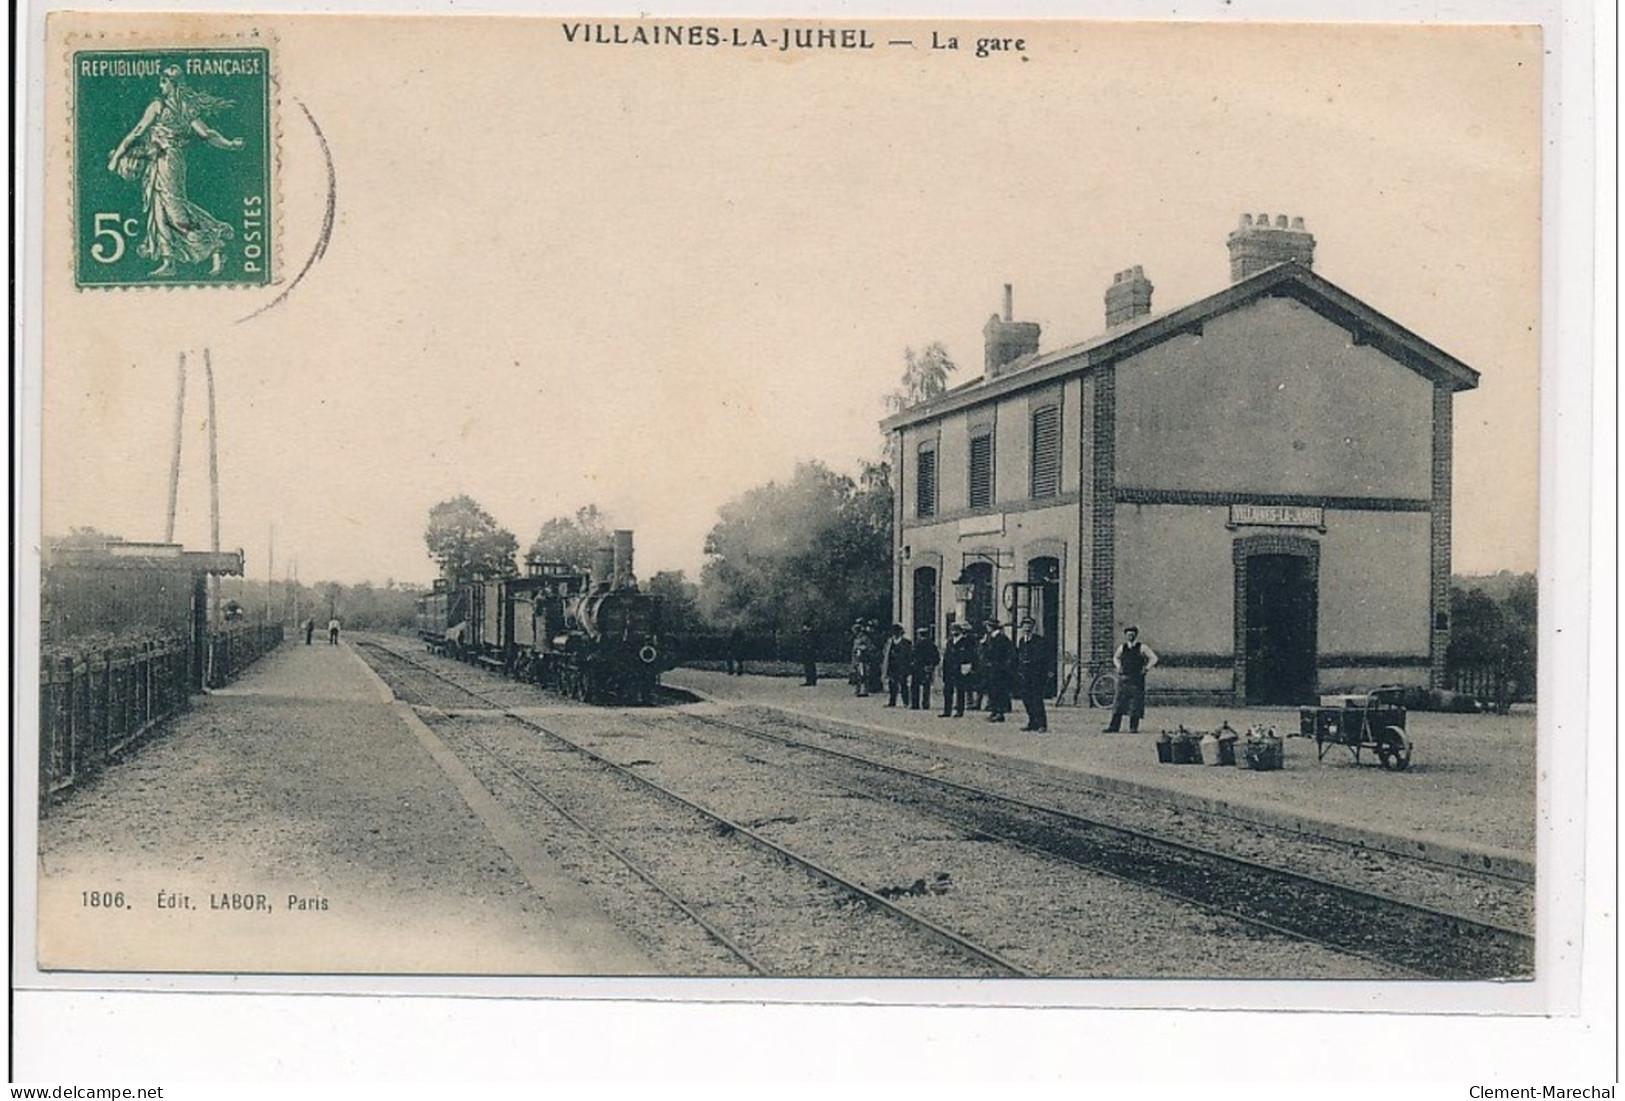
top-left (1088, 671), bottom-right (1119, 710)
top-left (1377, 726), bottom-right (1413, 771)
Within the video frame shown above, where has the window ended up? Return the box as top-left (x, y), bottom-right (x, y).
top-left (962, 561), bottom-right (994, 627)
top-left (916, 445), bottom-right (937, 518)
top-left (1030, 405), bottom-right (1060, 498)
top-left (912, 567), bottom-right (938, 637)
top-left (968, 432), bottom-right (994, 510)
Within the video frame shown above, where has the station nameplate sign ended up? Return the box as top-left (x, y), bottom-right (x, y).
top-left (1229, 504), bottom-right (1325, 529)
top-left (959, 514), bottom-right (1006, 538)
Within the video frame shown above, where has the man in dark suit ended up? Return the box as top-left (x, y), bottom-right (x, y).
top-left (982, 619), bottom-right (1015, 723)
top-left (939, 623), bottom-right (973, 718)
top-left (1016, 617), bottom-right (1048, 733)
top-left (909, 627), bottom-right (939, 712)
top-left (882, 623), bottom-right (913, 707)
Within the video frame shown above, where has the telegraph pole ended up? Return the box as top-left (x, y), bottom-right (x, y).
top-left (267, 524), bottom-right (275, 624)
top-left (164, 352), bottom-right (186, 543)
top-left (204, 349), bottom-right (222, 686)
top-left (205, 348), bottom-right (221, 556)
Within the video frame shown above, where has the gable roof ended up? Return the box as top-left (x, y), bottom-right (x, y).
top-left (882, 262), bottom-right (1482, 432)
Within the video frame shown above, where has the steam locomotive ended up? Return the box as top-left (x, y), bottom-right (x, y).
top-left (415, 530), bottom-right (673, 704)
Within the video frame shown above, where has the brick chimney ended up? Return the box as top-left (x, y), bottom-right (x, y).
top-left (1104, 265), bottom-right (1154, 327)
top-left (983, 283), bottom-right (1041, 378)
top-left (1227, 213), bottom-right (1315, 282)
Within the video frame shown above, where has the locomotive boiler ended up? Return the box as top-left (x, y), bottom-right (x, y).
top-left (417, 530), bottom-right (672, 704)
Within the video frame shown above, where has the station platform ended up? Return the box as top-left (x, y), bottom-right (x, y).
top-left (33, 639), bottom-right (655, 976)
top-left (664, 668), bottom-right (1537, 881)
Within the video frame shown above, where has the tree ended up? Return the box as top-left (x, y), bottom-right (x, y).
top-left (645, 569), bottom-right (703, 634)
top-left (885, 342), bottom-right (958, 413)
top-left (698, 460), bottom-right (892, 637)
top-left (424, 495), bottom-right (518, 585)
top-left (528, 504), bottom-right (613, 570)
top-left (1446, 574), bottom-right (1538, 703)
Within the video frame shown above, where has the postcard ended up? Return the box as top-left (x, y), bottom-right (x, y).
top-left (14, 3), bottom-right (1603, 1081)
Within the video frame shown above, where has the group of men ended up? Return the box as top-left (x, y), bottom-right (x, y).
top-left (845, 617), bottom-right (1053, 733)
top-left (302, 617), bottom-right (342, 645)
top-left (791, 615), bottom-right (1158, 735)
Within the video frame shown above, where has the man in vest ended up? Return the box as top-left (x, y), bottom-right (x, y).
top-left (1104, 625), bottom-right (1159, 732)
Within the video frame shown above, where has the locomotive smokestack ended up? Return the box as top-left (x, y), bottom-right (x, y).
top-left (591, 544), bottom-right (615, 590)
top-left (612, 530), bottom-right (635, 588)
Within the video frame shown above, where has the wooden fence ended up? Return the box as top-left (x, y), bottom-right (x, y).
top-left (39, 623), bottom-right (285, 800)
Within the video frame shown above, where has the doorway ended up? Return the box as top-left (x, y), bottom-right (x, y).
top-left (1026, 557), bottom-right (1061, 696)
top-left (1240, 551), bottom-right (1318, 704)
top-left (912, 566), bottom-right (938, 641)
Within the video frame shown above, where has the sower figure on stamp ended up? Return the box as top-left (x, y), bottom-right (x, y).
top-left (910, 627), bottom-right (938, 712)
top-left (107, 66), bottom-right (244, 277)
top-left (1016, 617), bottom-right (1048, 733)
top-left (1104, 625), bottom-right (1159, 732)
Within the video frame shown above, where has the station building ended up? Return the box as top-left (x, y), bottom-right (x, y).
top-left (882, 215), bottom-right (1480, 704)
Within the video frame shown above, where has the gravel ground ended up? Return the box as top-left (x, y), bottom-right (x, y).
top-left (35, 641), bottom-right (650, 975)
top-left (558, 707), bottom-right (1415, 979)
top-left (667, 668), bottom-right (1538, 857)
top-left (358, 637), bottom-right (1420, 979)
top-left (731, 708), bottom-right (1535, 933)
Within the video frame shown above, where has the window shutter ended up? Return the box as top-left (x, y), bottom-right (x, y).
top-left (1030, 405), bottom-right (1060, 498)
top-left (916, 447), bottom-right (937, 518)
top-left (969, 433), bottom-right (994, 510)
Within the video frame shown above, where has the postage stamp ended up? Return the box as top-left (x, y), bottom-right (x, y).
top-left (73, 47), bottom-right (273, 288)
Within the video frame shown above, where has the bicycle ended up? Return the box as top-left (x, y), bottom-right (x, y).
top-left (1056, 653), bottom-right (1119, 708)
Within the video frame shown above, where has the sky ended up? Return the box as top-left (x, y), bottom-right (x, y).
top-left (38, 15), bottom-right (1543, 587)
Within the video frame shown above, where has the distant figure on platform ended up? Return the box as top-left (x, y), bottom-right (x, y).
top-left (328, 616), bottom-right (341, 645)
top-left (864, 620), bottom-right (885, 695)
top-left (303, 617), bottom-right (315, 645)
top-left (1104, 625), bottom-right (1159, 733)
top-left (982, 620), bottom-right (1015, 724)
top-left (882, 624), bottom-right (913, 708)
top-left (1016, 617), bottom-right (1048, 733)
top-left (850, 620), bottom-right (875, 697)
top-left (968, 624), bottom-right (989, 712)
top-left (940, 623), bottom-right (974, 718)
top-left (799, 619), bottom-right (819, 687)
top-left (726, 627), bottom-right (746, 676)
top-left (910, 627), bottom-right (939, 712)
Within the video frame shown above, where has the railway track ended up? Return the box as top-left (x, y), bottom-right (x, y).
top-left (356, 639), bottom-right (1027, 977)
top-left (661, 709), bottom-right (1534, 980)
top-left (358, 637), bottom-right (1532, 979)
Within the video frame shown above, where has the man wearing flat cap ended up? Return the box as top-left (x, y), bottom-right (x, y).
top-left (1104, 625), bottom-right (1159, 732)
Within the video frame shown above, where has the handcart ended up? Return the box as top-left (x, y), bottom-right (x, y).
top-left (1298, 685), bottom-right (1413, 770)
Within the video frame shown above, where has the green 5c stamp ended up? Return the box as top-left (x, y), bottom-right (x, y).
top-left (74, 48), bottom-right (272, 287)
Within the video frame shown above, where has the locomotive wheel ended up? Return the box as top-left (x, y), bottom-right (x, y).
top-left (1377, 726), bottom-right (1413, 771)
top-left (1088, 671), bottom-right (1119, 710)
